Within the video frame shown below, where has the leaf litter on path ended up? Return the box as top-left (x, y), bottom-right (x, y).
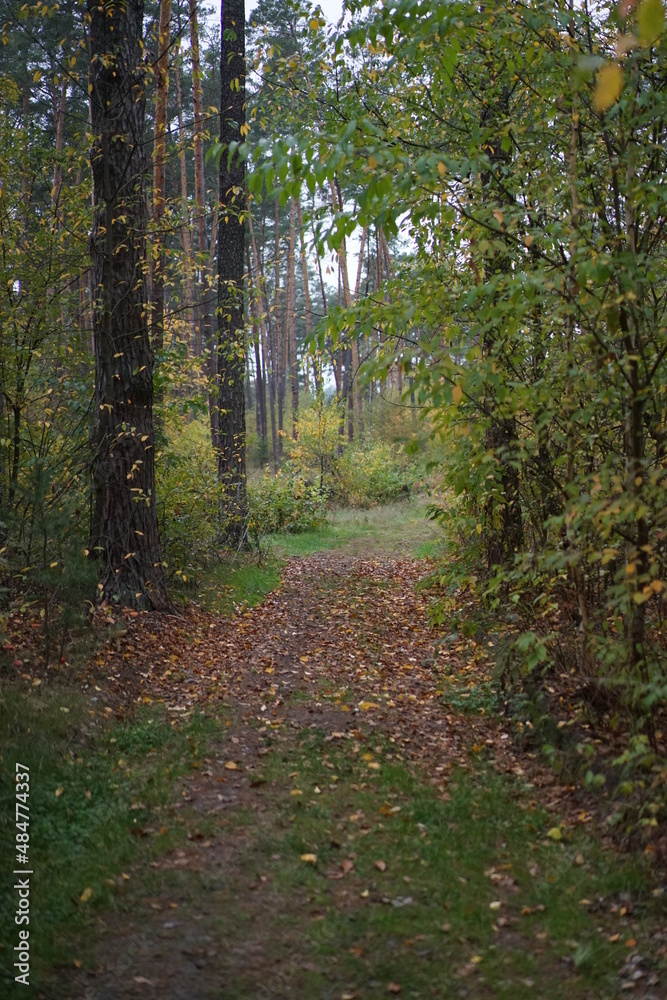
top-left (60, 551), bottom-right (665, 1000)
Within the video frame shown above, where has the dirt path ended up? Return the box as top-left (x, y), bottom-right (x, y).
top-left (58, 553), bottom-right (663, 1000)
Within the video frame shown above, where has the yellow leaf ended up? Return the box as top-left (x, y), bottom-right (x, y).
top-left (55, 786), bottom-right (64, 797)
top-left (546, 826), bottom-right (562, 841)
top-left (308, 17), bottom-right (319, 30)
top-left (79, 886), bottom-right (93, 903)
top-left (367, 154), bottom-right (378, 169)
top-left (291, 788), bottom-right (303, 796)
top-left (358, 701), bottom-right (378, 710)
top-left (300, 853), bottom-right (317, 864)
top-left (437, 160), bottom-right (446, 176)
top-left (224, 761), bottom-right (239, 770)
top-left (593, 64), bottom-right (623, 111)
top-left (452, 383), bottom-right (463, 404)
top-left (651, 579), bottom-right (663, 594)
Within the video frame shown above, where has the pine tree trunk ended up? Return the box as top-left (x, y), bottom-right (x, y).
top-left (287, 196), bottom-right (298, 438)
top-left (296, 199), bottom-right (318, 396)
top-left (189, 0), bottom-right (215, 437)
top-left (151, 0), bottom-right (171, 363)
top-left (51, 79), bottom-right (66, 214)
top-left (217, 0), bottom-right (247, 545)
top-left (274, 198), bottom-right (285, 458)
top-left (174, 43), bottom-right (197, 353)
top-left (252, 204), bottom-right (278, 470)
top-left (248, 208), bottom-right (269, 445)
top-left (247, 245), bottom-right (267, 444)
top-left (87, 0), bottom-right (169, 609)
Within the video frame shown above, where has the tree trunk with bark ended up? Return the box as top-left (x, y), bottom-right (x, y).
top-left (286, 196), bottom-right (298, 438)
top-left (151, 0), bottom-right (171, 357)
top-left (174, 44), bottom-right (197, 352)
top-left (87, 0), bottom-right (169, 609)
top-left (217, 0), bottom-right (247, 546)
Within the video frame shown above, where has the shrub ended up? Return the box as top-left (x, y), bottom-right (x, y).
top-left (248, 469), bottom-right (328, 537)
top-left (333, 440), bottom-right (415, 508)
top-left (157, 417), bottom-right (224, 576)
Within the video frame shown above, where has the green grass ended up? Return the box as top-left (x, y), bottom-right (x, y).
top-left (170, 498), bottom-right (438, 614)
top-left (267, 497), bottom-right (439, 559)
top-left (208, 728), bottom-right (661, 999)
top-left (172, 556), bottom-right (282, 614)
top-left (0, 685), bottom-right (226, 992)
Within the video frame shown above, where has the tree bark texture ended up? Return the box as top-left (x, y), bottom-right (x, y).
top-left (88, 0), bottom-right (168, 609)
top-left (217, 0), bottom-right (247, 546)
top-left (151, 0), bottom-right (172, 355)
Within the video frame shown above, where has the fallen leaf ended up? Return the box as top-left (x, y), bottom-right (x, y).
top-left (224, 761), bottom-right (238, 770)
top-left (388, 984), bottom-right (401, 994)
top-left (300, 853), bottom-right (317, 864)
top-left (374, 859), bottom-right (388, 871)
top-left (625, 938), bottom-right (637, 948)
top-left (79, 887), bottom-right (93, 903)
top-left (55, 786), bottom-right (64, 798)
top-left (546, 827), bottom-right (562, 841)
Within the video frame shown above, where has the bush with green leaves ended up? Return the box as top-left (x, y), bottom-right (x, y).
top-left (332, 440), bottom-right (415, 508)
top-left (247, 468), bottom-right (328, 538)
top-left (157, 418), bottom-right (225, 577)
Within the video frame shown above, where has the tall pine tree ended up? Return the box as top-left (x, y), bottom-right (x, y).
top-left (88, 0), bottom-right (169, 608)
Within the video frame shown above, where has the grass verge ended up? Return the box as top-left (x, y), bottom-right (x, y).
top-left (0, 684), bottom-right (225, 993)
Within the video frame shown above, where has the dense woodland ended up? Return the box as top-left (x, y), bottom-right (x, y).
top-left (0, 0), bottom-right (666, 798)
top-left (1, 0), bottom-right (667, 992)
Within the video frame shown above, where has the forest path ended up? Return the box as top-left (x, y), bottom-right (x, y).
top-left (60, 545), bottom-right (661, 1000)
